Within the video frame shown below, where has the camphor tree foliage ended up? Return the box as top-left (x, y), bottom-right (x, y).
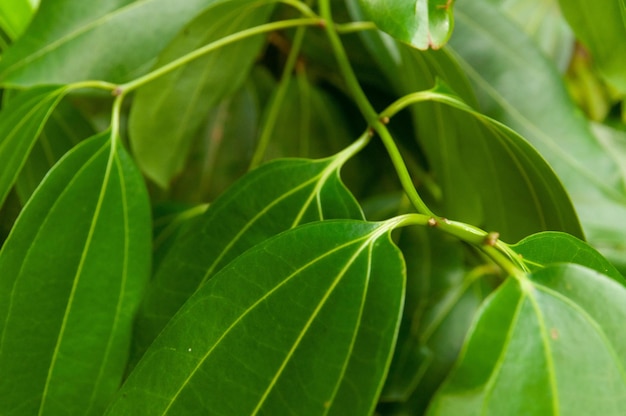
top-left (0, 0), bottom-right (625, 414)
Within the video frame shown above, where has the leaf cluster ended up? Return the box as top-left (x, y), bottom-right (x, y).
top-left (0, 0), bottom-right (625, 415)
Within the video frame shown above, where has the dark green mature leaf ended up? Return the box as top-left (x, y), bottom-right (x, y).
top-left (0, 0), bottom-right (35, 40)
top-left (15, 98), bottom-right (95, 203)
top-left (357, 0), bottom-right (455, 50)
top-left (130, 141), bottom-right (365, 366)
top-left (108, 220), bottom-right (405, 415)
top-left (0, 132), bottom-right (151, 415)
top-left (0, 85), bottom-right (66, 209)
top-left (129, 0), bottom-right (274, 187)
top-left (0, 0), bottom-right (225, 86)
top-left (381, 227), bottom-right (493, 414)
top-left (260, 73), bottom-right (355, 161)
top-left (558, 0), bottom-right (626, 92)
top-left (512, 231), bottom-right (624, 283)
top-left (385, 82), bottom-right (584, 242)
top-left (428, 264), bottom-right (626, 415)
top-left (449, 0), bottom-right (626, 269)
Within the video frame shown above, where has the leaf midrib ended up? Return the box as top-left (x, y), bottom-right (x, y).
top-left (160, 229), bottom-right (378, 415)
top-left (38, 138), bottom-right (116, 415)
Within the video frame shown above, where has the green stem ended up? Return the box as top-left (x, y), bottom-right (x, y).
top-left (249, 24), bottom-right (308, 170)
top-left (335, 21), bottom-right (377, 34)
top-left (388, 213), bottom-right (525, 279)
top-left (116, 18), bottom-right (323, 95)
top-left (110, 94), bottom-right (124, 144)
top-left (318, 0), bottom-right (434, 217)
top-left (67, 80), bottom-right (118, 93)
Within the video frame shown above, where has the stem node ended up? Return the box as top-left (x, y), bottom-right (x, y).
top-left (484, 232), bottom-right (500, 247)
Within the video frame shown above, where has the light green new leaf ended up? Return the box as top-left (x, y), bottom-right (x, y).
top-left (0, 0), bottom-right (36, 40)
top-left (0, 0), bottom-right (226, 86)
top-left (108, 220), bottom-right (405, 415)
top-left (129, 140), bottom-right (365, 367)
top-left (15, 98), bottom-right (95, 203)
top-left (428, 264), bottom-right (626, 415)
top-left (0, 132), bottom-right (151, 415)
top-left (129, 0), bottom-right (274, 188)
top-left (449, 0), bottom-right (626, 270)
top-left (512, 231), bottom-right (625, 283)
top-left (483, 0), bottom-right (574, 71)
top-left (0, 85), bottom-right (66, 209)
top-left (357, 0), bottom-right (455, 50)
top-left (558, 0), bottom-right (626, 92)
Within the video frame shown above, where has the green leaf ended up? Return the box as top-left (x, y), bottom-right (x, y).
top-left (15, 98), bottom-right (95, 203)
top-left (381, 227), bottom-right (492, 414)
top-left (449, 1), bottom-right (626, 269)
top-left (558, 0), bottom-right (626, 93)
top-left (129, 141), bottom-right (365, 367)
top-left (512, 231), bottom-right (625, 283)
top-left (166, 75), bottom-right (266, 202)
top-left (391, 81), bottom-right (584, 242)
top-left (0, 0), bottom-right (226, 86)
top-left (129, 0), bottom-right (274, 188)
top-left (357, 0), bottom-right (455, 50)
top-left (108, 220), bottom-right (405, 415)
top-left (428, 264), bottom-right (626, 415)
top-left (259, 73), bottom-right (356, 161)
top-left (0, 132), bottom-right (151, 415)
top-left (0, 0), bottom-right (36, 40)
top-left (0, 85), bottom-right (66, 209)
top-left (482, 0), bottom-right (574, 71)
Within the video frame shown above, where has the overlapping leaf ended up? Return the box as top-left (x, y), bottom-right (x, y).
top-left (259, 73), bottom-right (355, 161)
top-left (15, 98), bottom-right (95, 203)
top-left (512, 231), bottom-right (625, 283)
top-left (0, 0), bottom-right (226, 86)
top-left (483, 0), bottom-right (574, 71)
top-left (356, 0), bottom-right (455, 50)
top-left (558, 0), bottom-right (626, 92)
top-left (384, 81), bottom-right (583, 242)
top-left (449, 0), bottom-right (626, 269)
top-left (129, 141), bottom-right (365, 366)
top-left (0, 0), bottom-right (35, 40)
top-left (129, 0), bottom-right (275, 187)
top-left (428, 264), bottom-right (626, 415)
top-left (0, 85), bottom-right (67, 209)
top-left (381, 227), bottom-right (493, 414)
top-left (107, 220), bottom-right (405, 415)
top-left (0, 132), bottom-right (151, 415)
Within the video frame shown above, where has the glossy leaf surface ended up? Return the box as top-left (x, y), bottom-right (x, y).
top-left (130, 142), bottom-right (365, 365)
top-left (381, 227), bottom-right (492, 414)
top-left (450, 0), bottom-right (626, 269)
top-left (0, 85), bottom-right (66, 209)
top-left (388, 82), bottom-right (584, 242)
top-left (108, 220), bottom-right (405, 415)
top-left (0, 132), bottom-right (151, 415)
top-left (0, 0), bottom-right (223, 86)
top-left (512, 231), bottom-right (624, 283)
top-left (129, 0), bottom-right (274, 187)
top-left (15, 99), bottom-right (95, 203)
top-left (558, 0), bottom-right (626, 92)
top-left (428, 264), bottom-right (626, 415)
top-left (357, 0), bottom-right (455, 50)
